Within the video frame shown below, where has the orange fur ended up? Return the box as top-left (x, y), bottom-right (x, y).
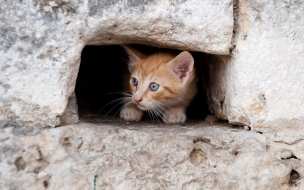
top-left (120, 46), bottom-right (197, 124)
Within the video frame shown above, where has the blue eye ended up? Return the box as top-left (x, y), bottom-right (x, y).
top-left (150, 83), bottom-right (159, 91)
top-left (132, 77), bottom-right (138, 86)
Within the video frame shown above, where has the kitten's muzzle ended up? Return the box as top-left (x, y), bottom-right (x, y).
top-left (134, 98), bottom-right (145, 109)
top-left (137, 104), bottom-right (147, 110)
top-left (133, 93), bottom-right (147, 109)
top-left (133, 99), bottom-right (147, 110)
top-left (133, 94), bottom-right (142, 103)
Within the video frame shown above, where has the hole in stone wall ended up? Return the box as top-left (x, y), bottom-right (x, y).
top-left (14, 157), bottom-right (26, 171)
top-left (43, 180), bottom-right (48, 188)
top-left (289, 169), bottom-right (300, 185)
top-left (75, 45), bottom-right (210, 122)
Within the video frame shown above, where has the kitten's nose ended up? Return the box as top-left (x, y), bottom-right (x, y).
top-left (134, 94), bottom-right (142, 103)
top-left (134, 96), bottom-right (142, 103)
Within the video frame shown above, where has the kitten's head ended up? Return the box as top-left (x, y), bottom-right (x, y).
top-left (124, 46), bottom-right (195, 111)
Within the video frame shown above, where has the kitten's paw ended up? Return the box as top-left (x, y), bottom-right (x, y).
top-left (163, 109), bottom-right (186, 124)
top-left (120, 107), bottom-right (143, 122)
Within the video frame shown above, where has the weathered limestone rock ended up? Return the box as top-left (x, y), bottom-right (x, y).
top-left (59, 92), bottom-right (79, 124)
top-left (0, 120), bottom-right (302, 189)
top-left (0, 0), bottom-right (233, 128)
top-left (204, 0), bottom-right (304, 143)
top-left (1, 0), bottom-right (304, 188)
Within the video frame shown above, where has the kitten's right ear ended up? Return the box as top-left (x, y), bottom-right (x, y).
top-left (122, 45), bottom-right (145, 63)
top-left (167, 51), bottom-right (194, 85)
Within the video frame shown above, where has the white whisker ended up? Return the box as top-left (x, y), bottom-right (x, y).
top-left (105, 98), bottom-right (131, 117)
top-left (150, 105), bottom-right (162, 124)
top-left (155, 102), bottom-right (174, 115)
top-left (99, 97), bottom-right (131, 112)
top-left (172, 95), bottom-right (187, 104)
top-left (148, 106), bottom-right (158, 123)
top-left (147, 109), bottom-right (155, 123)
top-left (101, 90), bottom-right (132, 97)
top-left (113, 101), bottom-right (133, 117)
top-left (154, 106), bottom-right (167, 124)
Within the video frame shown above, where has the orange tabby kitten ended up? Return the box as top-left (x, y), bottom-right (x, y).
top-left (120, 46), bottom-right (197, 124)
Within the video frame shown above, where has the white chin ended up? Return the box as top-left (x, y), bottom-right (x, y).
top-left (137, 105), bottom-right (147, 110)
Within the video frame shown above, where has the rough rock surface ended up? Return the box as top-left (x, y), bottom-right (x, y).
top-left (1, 0), bottom-right (304, 188)
top-left (204, 0), bottom-right (304, 143)
top-left (0, 118), bottom-right (303, 189)
top-left (0, 0), bottom-right (233, 128)
top-left (59, 92), bottom-right (79, 124)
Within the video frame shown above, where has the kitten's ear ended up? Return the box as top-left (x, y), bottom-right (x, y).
top-left (122, 45), bottom-right (146, 63)
top-left (168, 51), bottom-right (194, 84)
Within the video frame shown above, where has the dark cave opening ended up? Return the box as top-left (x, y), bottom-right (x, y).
top-left (75, 45), bottom-right (210, 122)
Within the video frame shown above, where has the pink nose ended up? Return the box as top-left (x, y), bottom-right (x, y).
top-left (134, 96), bottom-right (142, 103)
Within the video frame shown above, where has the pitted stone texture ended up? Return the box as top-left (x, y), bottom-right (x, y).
top-left (204, 0), bottom-right (304, 143)
top-left (0, 121), bottom-right (303, 189)
top-left (0, 0), bottom-right (233, 128)
top-left (86, 0), bottom-right (233, 53)
top-left (59, 92), bottom-right (79, 124)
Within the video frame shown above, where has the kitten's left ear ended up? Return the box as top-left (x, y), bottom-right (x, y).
top-left (168, 51), bottom-right (194, 84)
top-left (122, 45), bottom-right (146, 63)
top-left (122, 45), bottom-right (147, 72)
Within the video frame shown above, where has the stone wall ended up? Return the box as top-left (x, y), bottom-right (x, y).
top-left (0, 0), bottom-right (233, 129)
top-left (0, 119), bottom-right (303, 189)
top-left (1, 0), bottom-right (304, 189)
top-left (3, 0), bottom-right (302, 135)
top-left (204, 0), bottom-right (304, 143)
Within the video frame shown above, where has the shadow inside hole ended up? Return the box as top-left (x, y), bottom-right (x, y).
top-left (289, 169), bottom-right (300, 185)
top-left (75, 45), bottom-right (127, 116)
top-left (75, 45), bottom-right (209, 120)
top-left (43, 181), bottom-right (48, 188)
